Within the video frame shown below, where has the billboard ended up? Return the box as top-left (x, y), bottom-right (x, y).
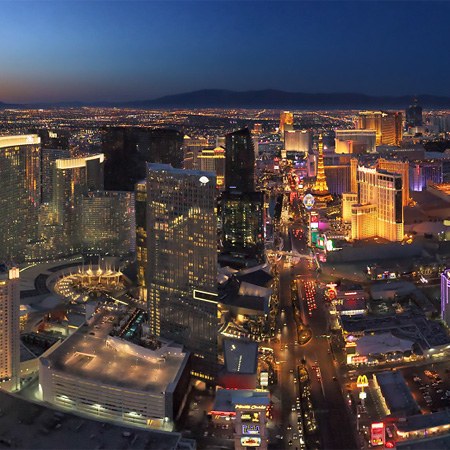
top-left (371, 422), bottom-right (385, 447)
top-left (303, 193), bottom-right (315, 210)
top-left (240, 437), bottom-right (262, 447)
top-left (260, 371), bottom-right (269, 387)
top-left (310, 212), bottom-right (319, 229)
top-left (242, 424), bottom-right (260, 435)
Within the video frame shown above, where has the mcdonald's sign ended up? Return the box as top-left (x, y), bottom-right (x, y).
top-left (356, 375), bottom-right (369, 388)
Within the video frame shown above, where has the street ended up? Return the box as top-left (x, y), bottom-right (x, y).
top-left (270, 217), bottom-right (358, 450)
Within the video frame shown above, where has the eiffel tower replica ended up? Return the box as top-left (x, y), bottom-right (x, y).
top-left (311, 134), bottom-right (333, 208)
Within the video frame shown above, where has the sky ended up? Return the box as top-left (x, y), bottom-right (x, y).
top-left (0, 1), bottom-right (450, 103)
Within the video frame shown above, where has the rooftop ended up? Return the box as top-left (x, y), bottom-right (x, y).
top-left (223, 338), bottom-right (258, 374)
top-left (41, 307), bottom-right (189, 393)
top-left (340, 311), bottom-right (450, 350)
top-left (355, 332), bottom-right (414, 356)
top-left (396, 409), bottom-right (450, 433)
top-left (375, 370), bottom-right (420, 416)
top-left (212, 389), bottom-right (270, 414)
top-left (396, 433), bottom-right (450, 450)
top-left (0, 134), bottom-right (40, 148)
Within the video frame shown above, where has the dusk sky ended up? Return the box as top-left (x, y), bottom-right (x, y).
top-left (1, 1), bottom-right (450, 103)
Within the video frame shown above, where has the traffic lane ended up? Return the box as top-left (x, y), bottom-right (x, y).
top-left (298, 288), bottom-right (358, 449)
top-left (273, 265), bottom-right (303, 448)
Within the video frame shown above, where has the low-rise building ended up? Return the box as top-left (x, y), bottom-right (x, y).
top-left (39, 307), bottom-right (190, 427)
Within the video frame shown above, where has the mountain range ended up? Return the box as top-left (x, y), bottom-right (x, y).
top-left (2, 89), bottom-right (450, 109)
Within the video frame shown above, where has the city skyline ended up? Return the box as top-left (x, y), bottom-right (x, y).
top-left (1, 1), bottom-right (450, 102)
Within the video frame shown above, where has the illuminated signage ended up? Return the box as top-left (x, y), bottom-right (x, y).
top-left (240, 437), bottom-right (262, 447)
top-left (310, 212), bottom-right (319, 230)
top-left (371, 422), bottom-right (385, 446)
top-left (356, 375), bottom-right (369, 388)
top-left (235, 404), bottom-right (267, 411)
top-left (199, 176), bottom-right (210, 184)
top-left (326, 239), bottom-right (334, 251)
top-left (303, 193), bottom-right (315, 210)
top-left (241, 412), bottom-right (259, 422)
top-left (242, 424), bottom-right (260, 435)
top-left (260, 371), bottom-right (269, 387)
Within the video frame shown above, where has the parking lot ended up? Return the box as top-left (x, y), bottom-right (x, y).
top-left (402, 362), bottom-right (450, 413)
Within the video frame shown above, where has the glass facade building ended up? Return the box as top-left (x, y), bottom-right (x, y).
top-left (135, 180), bottom-right (147, 292)
top-left (0, 135), bottom-right (41, 262)
top-left (221, 191), bottom-right (265, 264)
top-left (225, 128), bottom-right (255, 193)
top-left (52, 154), bottom-right (104, 253)
top-left (80, 191), bottom-right (135, 256)
top-left (0, 266), bottom-right (20, 390)
top-left (146, 164), bottom-right (218, 381)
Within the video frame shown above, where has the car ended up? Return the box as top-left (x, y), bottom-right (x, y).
top-left (288, 440), bottom-right (293, 446)
top-left (275, 434), bottom-right (283, 440)
top-left (292, 405), bottom-right (296, 412)
top-left (332, 376), bottom-right (337, 381)
top-left (287, 424), bottom-right (292, 430)
top-left (293, 433), bottom-right (298, 440)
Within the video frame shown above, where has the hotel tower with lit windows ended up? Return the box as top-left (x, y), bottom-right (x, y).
top-left (0, 266), bottom-right (20, 391)
top-left (146, 164), bottom-right (218, 381)
top-left (0, 135), bottom-right (41, 262)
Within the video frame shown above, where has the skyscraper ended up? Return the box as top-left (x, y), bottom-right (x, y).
top-left (52, 154), bottom-right (104, 253)
top-left (36, 130), bottom-right (71, 203)
top-left (198, 146), bottom-right (226, 189)
top-left (135, 180), bottom-right (147, 294)
top-left (377, 158), bottom-right (410, 206)
top-left (279, 111), bottom-right (294, 134)
top-left (102, 127), bottom-right (183, 191)
top-left (221, 191), bottom-right (265, 265)
top-left (146, 164), bottom-right (218, 381)
top-left (183, 136), bottom-right (209, 170)
top-left (334, 130), bottom-right (376, 154)
top-left (283, 130), bottom-right (312, 155)
top-left (406, 98), bottom-right (423, 128)
top-left (0, 266), bottom-right (20, 391)
top-left (225, 128), bottom-right (255, 193)
top-left (354, 166), bottom-right (404, 241)
top-left (0, 135), bottom-right (41, 262)
top-left (41, 148), bottom-right (70, 203)
top-left (357, 111), bottom-right (403, 146)
top-left (80, 191), bottom-right (135, 256)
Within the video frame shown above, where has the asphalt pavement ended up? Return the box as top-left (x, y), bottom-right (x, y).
top-left (270, 220), bottom-right (358, 450)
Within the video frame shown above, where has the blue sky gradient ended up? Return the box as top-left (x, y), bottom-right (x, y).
top-left (1, 1), bottom-right (449, 102)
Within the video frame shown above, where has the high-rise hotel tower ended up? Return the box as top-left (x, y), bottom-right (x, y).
top-left (0, 266), bottom-right (20, 390)
top-left (0, 135), bottom-right (41, 262)
top-left (146, 164), bottom-right (218, 381)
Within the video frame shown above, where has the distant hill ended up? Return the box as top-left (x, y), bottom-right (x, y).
top-left (123, 89), bottom-right (450, 109)
top-left (1, 89), bottom-right (450, 109)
